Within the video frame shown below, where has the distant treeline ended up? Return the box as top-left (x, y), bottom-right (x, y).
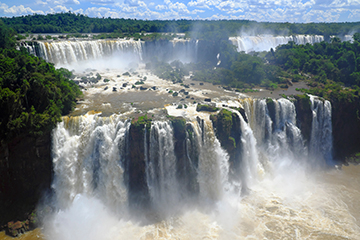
top-left (2, 12), bottom-right (360, 37)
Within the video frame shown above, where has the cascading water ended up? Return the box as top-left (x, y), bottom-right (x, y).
top-left (37, 39), bottom-right (143, 66)
top-left (191, 119), bottom-right (230, 203)
top-left (42, 97), bottom-right (360, 239)
top-left (51, 114), bottom-right (130, 213)
top-left (229, 34), bottom-right (324, 53)
top-left (146, 121), bottom-right (179, 213)
top-left (309, 95), bottom-right (333, 165)
top-left (30, 38), bottom-right (199, 69)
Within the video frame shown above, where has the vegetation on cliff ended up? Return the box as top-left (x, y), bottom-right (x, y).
top-left (196, 104), bottom-right (219, 112)
top-left (0, 20), bottom-right (82, 142)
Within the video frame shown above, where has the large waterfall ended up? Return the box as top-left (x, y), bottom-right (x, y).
top-left (26, 38), bottom-right (198, 68)
top-left (41, 97), bottom-right (360, 239)
top-left (229, 35), bottom-right (324, 53)
top-left (35, 39), bottom-right (143, 69)
top-left (22, 34), bottom-right (326, 68)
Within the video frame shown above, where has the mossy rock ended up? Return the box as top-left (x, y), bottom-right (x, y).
top-left (131, 114), bottom-right (152, 133)
top-left (196, 104), bottom-right (219, 112)
top-left (170, 117), bottom-right (187, 140)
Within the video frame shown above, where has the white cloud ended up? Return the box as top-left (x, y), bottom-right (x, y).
top-left (349, 9), bottom-right (360, 19)
top-left (52, 5), bottom-right (73, 11)
top-left (54, 0), bottom-right (80, 5)
top-left (0, 3), bottom-right (44, 16)
top-left (207, 13), bottom-right (230, 19)
top-left (84, 6), bottom-right (111, 16)
top-left (1, 0), bottom-right (360, 22)
top-left (124, 0), bottom-right (145, 7)
top-left (36, 0), bottom-right (48, 5)
top-left (165, 0), bottom-right (190, 14)
top-left (155, 4), bottom-right (167, 10)
top-left (90, 0), bottom-right (115, 5)
top-left (188, 0), bottom-right (212, 9)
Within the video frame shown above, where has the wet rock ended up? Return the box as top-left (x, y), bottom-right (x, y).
top-left (199, 83), bottom-right (204, 85)
top-left (6, 221), bottom-right (29, 237)
top-left (204, 98), bottom-right (211, 102)
top-left (184, 84), bottom-right (190, 88)
top-left (123, 83), bottom-right (128, 87)
top-left (180, 89), bottom-right (185, 93)
top-left (104, 86), bottom-right (108, 91)
top-left (186, 96), bottom-right (190, 98)
top-left (113, 87), bottom-right (117, 92)
top-left (140, 86), bottom-right (147, 91)
top-left (151, 86), bottom-right (157, 90)
top-left (184, 92), bottom-right (189, 95)
top-left (190, 83), bottom-right (195, 85)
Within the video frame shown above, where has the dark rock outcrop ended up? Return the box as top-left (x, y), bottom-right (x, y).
top-left (331, 96), bottom-right (360, 161)
top-left (294, 95), bottom-right (312, 144)
top-left (126, 117), bottom-right (151, 211)
top-left (0, 133), bottom-right (52, 228)
top-left (170, 117), bottom-right (199, 197)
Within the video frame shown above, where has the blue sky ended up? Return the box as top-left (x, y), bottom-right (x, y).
top-left (1, 0), bottom-right (360, 22)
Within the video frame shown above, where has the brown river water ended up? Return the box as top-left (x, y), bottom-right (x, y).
top-left (1, 164), bottom-right (359, 240)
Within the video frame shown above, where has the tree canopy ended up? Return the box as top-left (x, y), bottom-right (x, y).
top-left (0, 20), bottom-right (81, 142)
top-left (2, 12), bottom-right (360, 37)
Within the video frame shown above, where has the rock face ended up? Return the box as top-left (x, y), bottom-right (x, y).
top-left (331, 97), bottom-right (360, 160)
top-left (5, 220), bottom-right (30, 237)
top-left (171, 118), bottom-right (199, 196)
top-left (0, 132), bottom-right (52, 228)
top-left (293, 95), bottom-right (312, 144)
top-left (126, 118), bottom-right (151, 211)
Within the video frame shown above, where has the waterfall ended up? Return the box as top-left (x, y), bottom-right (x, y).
top-left (19, 42), bottom-right (36, 55)
top-left (191, 119), bottom-right (230, 203)
top-left (31, 38), bottom-right (199, 68)
top-left (234, 109), bottom-right (262, 189)
top-left (229, 34), bottom-right (324, 53)
top-left (52, 114), bottom-right (130, 213)
top-left (37, 39), bottom-right (143, 66)
top-left (146, 121), bottom-right (179, 212)
top-left (240, 97), bottom-right (329, 164)
top-left (51, 97), bottom-right (334, 215)
top-left (309, 96), bottom-right (333, 165)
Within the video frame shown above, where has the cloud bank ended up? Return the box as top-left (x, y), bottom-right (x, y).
top-left (1, 0), bottom-right (360, 22)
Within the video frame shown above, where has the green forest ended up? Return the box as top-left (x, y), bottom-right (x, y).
top-left (0, 20), bottom-right (82, 143)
